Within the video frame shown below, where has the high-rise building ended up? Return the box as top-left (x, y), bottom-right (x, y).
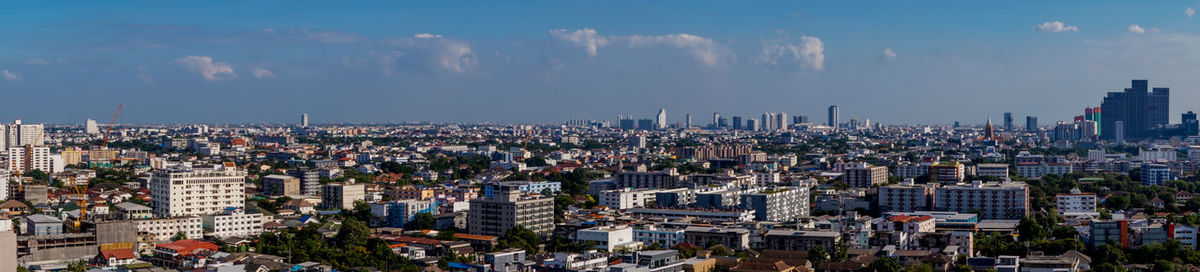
top-left (1026, 116), bottom-right (1039, 131)
top-left (149, 165), bottom-right (246, 217)
top-left (637, 119), bottom-right (654, 130)
top-left (712, 112), bottom-right (720, 129)
top-left (2, 120), bottom-right (45, 150)
top-left (828, 105), bottom-right (839, 128)
top-left (656, 108), bottom-right (667, 130)
top-left (1101, 79), bottom-right (1169, 141)
top-left (746, 118), bottom-right (759, 131)
top-left (300, 113), bottom-right (309, 128)
top-left (1003, 112), bottom-right (1013, 132)
top-left (685, 113), bottom-right (692, 128)
top-left (468, 190), bottom-right (554, 237)
top-left (6, 145), bottom-right (53, 174)
top-left (933, 181), bottom-right (1030, 220)
top-left (844, 165), bottom-right (888, 188)
top-left (619, 116), bottom-right (636, 130)
top-left (287, 168), bottom-right (321, 196)
top-left (732, 116), bottom-right (743, 130)
top-left (1184, 111), bottom-right (1199, 136)
top-left (761, 113), bottom-right (773, 130)
top-left (85, 119), bottom-right (100, 134)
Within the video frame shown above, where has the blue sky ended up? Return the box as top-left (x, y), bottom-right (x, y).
top-left (2, 1), bottom-right (1200, 125)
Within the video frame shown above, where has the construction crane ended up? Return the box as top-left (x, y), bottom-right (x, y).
top-left (101, 104), bottom-right (123, 149)
top-left (68, 176), bottom-right (87, 231)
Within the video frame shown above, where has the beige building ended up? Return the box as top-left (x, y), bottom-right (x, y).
top-left (844, 165), bottom-right (888, 188)
top-left (468, 190), bottom-right (554, 237)
top-left (262, 175), bottom-right (300, 196)
top-left (320, 182), bottom-right (365, 210)
top-left (149, 165), bottom-right (246, 217)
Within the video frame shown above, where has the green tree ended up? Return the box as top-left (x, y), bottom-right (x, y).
top-left (406, 212), bottom-right (436, 230)
top-left (67, 260), bottom-right (88, 272)
top-left (172, 231), bottom-right (187, 241)
top-left (498, 226), bottom-right (541, 254)
top-left (808, 246), bottom-right (830, 265)
top-left (337, 217), bottom-right (371, 249)
top-left (867, 257), bottom-right (903, 272)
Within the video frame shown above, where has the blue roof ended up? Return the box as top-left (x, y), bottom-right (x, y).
top-left (448, 262), bottom-right (472, 269)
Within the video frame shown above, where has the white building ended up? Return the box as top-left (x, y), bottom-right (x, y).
top-left (754, 172), bottom-right (781, 185)
top-left (599, 188), bottom-right (660, 210)
top-left (546, 251), bottom-right (609, 272)
top-left (633, 225), bottom-right (685, 248)
top-left (1055, 188), bottom-right (1098, 216)
top-left (149, 165), bottom-right (246, 217)
top-left (975, 164), bottom-right (1010, 178)
top-left (1, 120), bottom-right (45, 150)
top-left (1015, 162), bottom-right (1073, 178)
top-left (576, 225), bottom-right (640, 252)
top-left (134, 217), bottom-right (203, 253)
top-left (1141, 148), bottom-right (1178, 162)
top-left (895, 163), bottom-right (929, 178)
top-left (1171, 223), bottom-right (1198, 249)
top-left (321, 182), bottom-right (365, 210)
top-left (7, 146), bottom-right (53, 174)
top-left (85, 119), bottom-right (100, 134)
top-left (878, 179), bottom-right (937, 213)
top-left (933, 180), bottom-right (1030, 220)
top-left (202, 209), bottom-right (264, 239)
top-left (1142, 164), bottom-right (1173, 186)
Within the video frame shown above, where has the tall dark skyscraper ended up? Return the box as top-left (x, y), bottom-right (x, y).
top-left (1003, 112), bottom-right (1013, 131)
top-left (828, 105), bottom-right (839, 127)
top-left (1026, 116), bottom-right (1038, 131)
top-left (732, 116), bottom-right (743, 130)
top-left (1100, 79), bottom-right (1169, 140)
top-left (1184, 111), bottom-right (1198, 136)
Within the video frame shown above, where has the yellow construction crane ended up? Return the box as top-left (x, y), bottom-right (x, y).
top-left (68, 176), bottom-right (87, 230)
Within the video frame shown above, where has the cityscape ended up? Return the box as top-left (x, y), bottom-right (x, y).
top-left (6, 2), bottom-right (1200, 272)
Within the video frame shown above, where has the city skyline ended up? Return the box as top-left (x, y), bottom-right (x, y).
top-left (3, 2), bottom-right (1200, 125)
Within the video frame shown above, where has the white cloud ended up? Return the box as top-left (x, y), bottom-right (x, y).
top-left (24, 59), bottom-right (51, 66)
top-left (1, 70), bottom-right (20, 81)
top-left (883, 48), bottom-right (898, 60)
top-left (549, 28), bottom-right (727, 66)
top-left (1188, 7), bottom-right (1196, 18)
top-left (1035, 21), bottom-right (1079, 33)
top-left (175, 55), bottom-right (236, 81)
top-left (378, 34), bottom-right (477, 73)
top-left (253, 68), bottom-right (276, 78)
top-left (1129, 25), bottom-right (1146, 34)
top-left (757, 36), bottom-right (824, 71)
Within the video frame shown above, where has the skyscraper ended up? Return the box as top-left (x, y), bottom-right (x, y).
top-left (732, 116), bottom-right (743, 130)
top-left (1003, 112), bottom-right (1013, 132)
top-left (1100, 80), bottom-right (1169, 141)
top-left (685, 113), bottom-right (692, 128)
top-left (301, 113), bottom-right (309, 128)
top-left (761, 113), bottom-right (774, 130)
top-left (1026, 116), bottom-right (1038, 131)
top-left (712, 112), bottom-right (720, 129)
top-left (656, 108), bottom-right (667, 130)
top-left (828, 105), bottom-right (839, 128)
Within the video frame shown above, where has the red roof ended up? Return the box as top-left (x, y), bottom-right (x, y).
top-left (888, 215), bottom-right (934, 223)
top-left (156, 239), bottom-right (218, 255)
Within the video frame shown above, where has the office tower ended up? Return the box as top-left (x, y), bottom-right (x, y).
top-left (792, 115), bottom-right (808, 124)
top-left (619, 116), bottom-right (636, 130)
top-left (6, 145), bottom-right (52, 174)
top-left (827, 105), bottom-right (839, 127)
top-left (1184, 111), bottom-right (1199, 136)
top-left (150, 165), bottom-right (246, 217)
top-left (300, 113), bottom-right (309, 128)
top-left (1003, 112), bottom-right (1013, 131)
top-left (1092, 107), bottom-right (1102, 135)
top-left (712, 112), bottom-right (720, 128)
top-left (777, 113), bottom-right (788, 130)
top-left (1080, 120), bottom-right (1098, 139)
top-left (628, 135), bottom-right (647, 149)
top-left (85, 119), bottom-right (100, 134)
top-left (1054, 122), bottom-right (1076, 142)
top-left (1101, 79), bottom-right (1169, 141)
top-left (685, 113), bottom-right (692, 128)
top-left (637, 119), bottom-right (654, 130)
top-left (468, 190), bottom-right (554, 237)
top-left (718, 117), bottom-right (729, 128)
top-left (760, 113), bottom-right (771, 130)
top-left (320, 182), bottom-right (365, 210)
top-left (656, 108), bottom-right (667, 130)
top-left (1026, 116), bottom-right (1038, 131)
top-left (746, 118), bottom-right (759, 131)
top-left (933, 181), bottom-right (1030, 220)
top-left (732, 116), bottom-right (743, 130)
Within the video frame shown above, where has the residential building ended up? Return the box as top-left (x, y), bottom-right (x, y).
top-left (261, 175), bottom-right (300, 196)
top-left (201, 208), bottom-right (264, 239)
top-left (468, 190), bottom-right (554, 237)
top-left (1055, 189), bottom-right (1098, 216)
top-left (683, 226), bottom-right (750, 250)
top-left (878, 180), bottom-right (937, 213)
top-left (1142, 164), bottom-right (1173, 186)
top-left (762, 230), bottom-right (841, 251)
top-left (975, 164), bottom-right (1010, 178)
top-left (149, 165), bottom-right (246, 217)
top-left (929, 162), bottom-right (965, 183)
top-left (600, 188), bottom-right (660, 210)
top-left (320, 182), bottom-right (365, 210)
top-left (933, 181), bottom-right (1030, 220)
top-left (740, 186), bottom-right (809, 222)
top-left (844, 165), bottom-right (888, 188)
top-left (577, 225), bottom-right (639, 252)
top-left (610, 250), bottom-right (684, 272)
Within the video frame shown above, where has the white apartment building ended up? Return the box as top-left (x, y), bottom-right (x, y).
top-left (633, 225), bottom-right (685, 248)
top-left (1141, 148), bottom-right (1178, 162)
top-left (895, 163), bottom-right (929, 178)
top-left (1172, 223), bottom-right (1198, 249)
top-left (202, 209), bottom-right (265, 239)
top-left (754, 172), bottom-right (781, 185)
top-left (134, 217), bottom-right (203, 253)
top-left (1055, 188), bottom-right (1097, 216)
top-left (599, 188), bottom-right (660, 209)
top-left (1, 120), bottom-right (45, 150)
top-left (878, 179), bottom-right (937, 213)
top-left (7, 146), bottom-right (54, 174)
top-left (975, 164), bottom-right (1010, 178)
top-left (576, 225), bottom-right (639, 252)
top-left (149, 165), bottom-right (246, 217)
